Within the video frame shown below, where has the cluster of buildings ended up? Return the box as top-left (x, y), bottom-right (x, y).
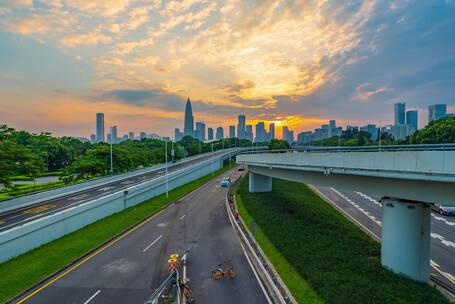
top-left (174, 98), bottom-right (278, 143)
top-left (296, 103), bottom-right (451, 144)
top-left (91, 113), bottom-right (161, 144)
top-left (89, 99), bottom-right (451, 146)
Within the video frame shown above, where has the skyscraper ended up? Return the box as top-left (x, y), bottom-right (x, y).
top-left (111, 125), bottom-right (118, 143)
top-left (129, 132), bottom-right (135, 140)
top-left (237, 115), bottom-right (246, 139)
top-left (207, 127), bottom-right (214, 140)
top-left (216, 127), bottom-right (224, 140)
top-left (255, 122), bottom-right (265, 142)
top-left (96, 113), bottom-right (105, 143)
top-left (184, 98), bottom-right (194, 137)
top-left (245, 125), bottom-right (253, 141)
top-left (269, 123), bottom-right (275, 140)
top-left (283, 126), bottom-right (294, 144)
top-left (229, 125), bottom-right (235, 138)
top-left (428, 104), bottom-right (447, 123)
top-left (195, 122), bottom-right (206, 141)
top-left (329, 120), bottom-right (336, 137)
top-left (406, 110), bottom-right (418, 134)
top-left (174, 128), bottom-right (183, 141)
top-left (140, 132), bottom-right (147, 140)
top-left (394, 102), bottom-right (405, 125)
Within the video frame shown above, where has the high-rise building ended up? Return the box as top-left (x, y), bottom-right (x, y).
top-left (329, 120), bottom-right (336, 137)
top-left (255, 122), bottom-right (266, 142)
top-left (184, 98), bottom-right (194, 137)
top-left (283, 126), bottom-right (294, 144)
top-left (245, 125), bottom-right (253, 141)
top-left (229, 125), bottom-right (235, 138)
top-left (174, 128), bottom-right (183, 141)
top-left (207, 127), bottom-right (214, 140)
top-left (129, 132), bottom-right (135, 140)
top-left (360, 124), bottom-right (378, 141)
top-left (237, 115), bottom-right (246, 139)
top-left (96, 113), bottom-right (105, 142)
top-left (195, 122), bottom-right (206, 141)
top-left (111, 126), bottom-right (118, 144)
top-left (406, 110), bottom-right (418, 134)
top-left (428, 104), bottom-right (447, 123)
top-left (140, 132), bottom-right (146, 140)
top-left (216, 127), bottom-right (224, 140)
top-left (90, 134), bottom-right (96, 143)
top-left (394, 102), bottom-right (406, 125)
top-left (269, 123), bottom-right (275, 140)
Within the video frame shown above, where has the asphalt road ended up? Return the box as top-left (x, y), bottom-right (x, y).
top-left (12, 168), bottom-right (268, 304)
top-left (0, 150), bottom-right (229, 232)
top-left (314, 186), bottom-right (455, 294)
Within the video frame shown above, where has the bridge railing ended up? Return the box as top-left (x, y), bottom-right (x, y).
top-left (238, 143), bottom-right (455, 154)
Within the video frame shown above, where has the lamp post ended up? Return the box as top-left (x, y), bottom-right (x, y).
top-left (165, 139), bottom-right (169, 197)
top-left (211, 142), bottom-right (214, 176)
top-left (110, 126), bottom-right (113, 175)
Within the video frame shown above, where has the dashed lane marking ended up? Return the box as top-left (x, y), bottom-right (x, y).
top-left (142, 235), bottom-right (163, 253)
top-left (83, 290), bottom-right (101, 304)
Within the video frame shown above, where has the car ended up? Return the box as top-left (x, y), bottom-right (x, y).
top-left (431, 204), bottom-right (455, 216)
top-left (238, 166), bottom-right (245, 172)
top-left (220, 177), bottom-right (231, 187)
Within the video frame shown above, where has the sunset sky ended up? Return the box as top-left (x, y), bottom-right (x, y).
top-left (0, 0), bottom-right (454, 138)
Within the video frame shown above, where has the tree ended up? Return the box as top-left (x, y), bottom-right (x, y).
top-left (268, 139), bottom-right (291, 150)
top-left (408, 116), bottom-right (455, 144)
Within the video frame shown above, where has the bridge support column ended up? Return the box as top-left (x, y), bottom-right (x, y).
top-left (249, 172), bottom-right (272, 192)
top-left (381, 198), bottom-right (431, 282)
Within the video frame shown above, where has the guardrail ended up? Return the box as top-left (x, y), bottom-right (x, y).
top-left (0, 154), bottom-right (228, 263)
top-left (239, 143), bottom-right (455, 154)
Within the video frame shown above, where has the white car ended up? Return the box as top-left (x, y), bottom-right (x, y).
top-left (220, 177), bottom-right (231, 187)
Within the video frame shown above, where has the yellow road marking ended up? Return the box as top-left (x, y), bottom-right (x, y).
top-left (16, 207), bottom-right (167, 304)
top-left (0, 220), bottom-right (5, 225)
top-left (23, 204), bottom-right (56, 215)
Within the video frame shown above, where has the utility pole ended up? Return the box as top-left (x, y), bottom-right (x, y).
top-left (165, 139), bottom-right (169, 197)
top-left (110, 126), bottom-right (113, 175)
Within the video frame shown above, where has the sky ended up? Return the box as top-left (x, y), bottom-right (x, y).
top-left (0, 0), bottom-right (454, 138)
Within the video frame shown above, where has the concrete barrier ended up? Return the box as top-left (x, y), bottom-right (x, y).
top-left (0, 156), bottom-right (225, 263)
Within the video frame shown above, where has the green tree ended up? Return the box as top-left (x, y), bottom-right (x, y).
top-left (408, 116), bottom-right (455, 144)
top-left (268, 139), bottom-right (290, 150)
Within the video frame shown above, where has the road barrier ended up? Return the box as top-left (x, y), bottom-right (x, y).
top-left (0, 156), bottom-right (227, 263)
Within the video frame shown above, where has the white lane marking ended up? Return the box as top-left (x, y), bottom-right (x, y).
top-left (142, 235), bottom-right (163, 253)
top-left (83, 290), bottom-right (101, 304)
top-left (315, 187), bottom-right (455, 286)
top-left (331, 188), bottom-right (382, 226)
top-left (98, 186), bottom-right (115, 191)
top-left (354, 191), bottom-right (382, 207)
top-left (179, 214), bottom-right (186, 221)
top-left (432, 214), bottom-right (455, 227)
top-left (158, 170), bottom-right (165, 174)
top-left (120, 180), bottom-right (134, 185)
top-left (431, 233), bottom-right (455, 248)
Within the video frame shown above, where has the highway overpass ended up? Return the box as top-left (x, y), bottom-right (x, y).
top-left (237, 144), bottom-right (455, 283)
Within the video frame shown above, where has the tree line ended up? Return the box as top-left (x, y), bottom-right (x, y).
top-left (0, 125), bottom-right (252, 188)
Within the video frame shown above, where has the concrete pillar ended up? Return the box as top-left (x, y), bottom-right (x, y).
top-left (249, 172), bottom-right (272, 192)
top-left (381, 198), bottom-right (431, 282)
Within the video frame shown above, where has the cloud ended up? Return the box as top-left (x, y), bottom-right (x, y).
top-left (65, 0), bottom-right (130, 16)
top-left (60, 31), bottom-right (112, 48)
top-left (5, 15), bottom-right (52, 35)
top-left (351, 83), bottom-right (390, 101)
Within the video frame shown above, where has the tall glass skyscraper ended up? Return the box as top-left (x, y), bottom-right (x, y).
top-left (428, 104), bottom-right (447, 123)
top-left (229, 125), bottom-right (235, 138)
top-left (237, 115), bottom-right (246, 139)
top-left (406, 110), bottom-right (418, 133)
top-left (184, 98), bottom-right (194, 137)
top-left (394, 102), bottom-right (405, 125)
top-left (207, 127), bottom-right (214, 140)
top-left (96, 113), bottom-right (105, 143)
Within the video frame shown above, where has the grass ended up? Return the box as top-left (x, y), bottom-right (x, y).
top-left (236, 177), bottom-right (449, 304)
top-left (0, 163), bottom-right (232, 303)
top-left (234, 191), bottom-right (324, 304)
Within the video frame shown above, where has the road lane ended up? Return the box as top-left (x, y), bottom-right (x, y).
top-left (13, 168), bottom-right (268, 304)
top-left (0, 150), bottom-right (228, 232)
top-left (314, 186), bottom-right (455, 294)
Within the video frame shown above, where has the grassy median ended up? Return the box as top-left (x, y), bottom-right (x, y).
top-left (0, 164), bottom-right (232, 303)
top-left (235, 177), bottom-right (449, 304)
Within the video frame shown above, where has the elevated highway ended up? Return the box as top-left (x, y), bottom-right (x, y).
top-left (237, 144), bottom-right (455, 283)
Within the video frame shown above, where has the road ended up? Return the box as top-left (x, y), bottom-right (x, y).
top-left (12, 168), bottom-right (268, 304)
top-left (314, 186), bottom-right (455, 294)
top-left (0, 150), bottom-right (229, 232)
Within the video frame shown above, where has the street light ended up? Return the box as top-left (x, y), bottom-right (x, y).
top-left (110, 126), bottom-right (113, 175)
top-left (165, 139), bottom-right (169, 197)
top-left (211, 142), bottom-right (214, 176)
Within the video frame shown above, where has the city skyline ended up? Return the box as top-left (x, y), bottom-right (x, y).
top-left (1, 1), bottom-right (454, 137)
